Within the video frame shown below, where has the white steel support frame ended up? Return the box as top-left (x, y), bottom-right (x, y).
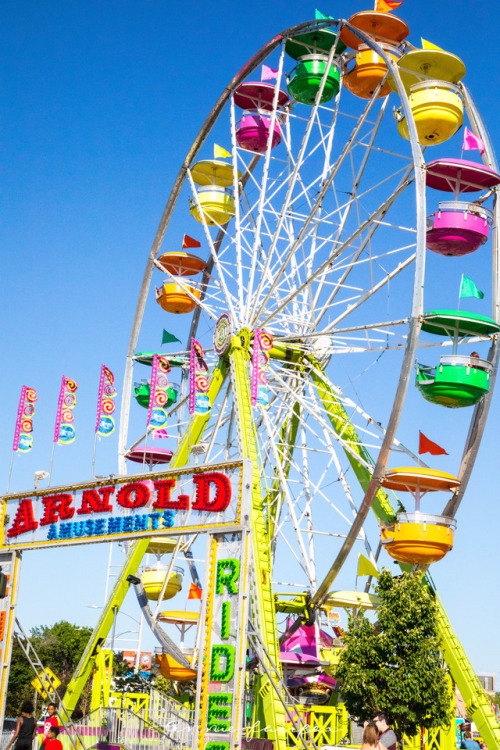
top-left (110, 18), bottom-right (500, 750)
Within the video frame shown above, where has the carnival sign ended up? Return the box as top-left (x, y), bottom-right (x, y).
top-left (0, 461), bottom-right (249, 551)
top-left (195, 535), bottom-right (249, 750)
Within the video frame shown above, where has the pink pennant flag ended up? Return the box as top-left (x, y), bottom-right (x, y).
top-left (152, 429), bottom-right (169, 439)
top-left (463, 127), bottom-right (485, 156)
top-left (261, 65), bottom-right (278, 81)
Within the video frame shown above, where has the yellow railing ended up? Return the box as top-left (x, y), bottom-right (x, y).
top-left (285, 704), bottom-right (349, 747)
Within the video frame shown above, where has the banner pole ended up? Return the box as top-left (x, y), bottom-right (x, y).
top-left (5, 452), bottom-right (14, 494)
top-left (91, 431), bottom-right (98, 480)
top-left (48, 442), bottom-right (56, 487)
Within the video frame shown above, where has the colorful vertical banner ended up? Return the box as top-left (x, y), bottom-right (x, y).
top-left (147, 355), bottom-right (171, 432)
top-left (12, 386), bottom-right (38, 453)
top-left (189, 339), bottom-right (210, 415)
top-left (96, 365), bottom-right (116, 437)
top-left (251, 330), bottom-right (273, 406)
top-left (54, 376), bottom-right (78, 445)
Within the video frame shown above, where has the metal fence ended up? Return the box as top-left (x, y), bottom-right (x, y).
top-left (64, 706), bottom-right (183, 750)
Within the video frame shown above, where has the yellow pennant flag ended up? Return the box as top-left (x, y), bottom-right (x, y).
top-left (214, 144), bottom-right (231, 159)
top-left (357, 553), bottom-right (380, 578)
top-left (421, 38), bottom-right (444, 51)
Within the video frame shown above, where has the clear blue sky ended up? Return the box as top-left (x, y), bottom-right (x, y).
top-left (2, 0), bottom-right (499, 687)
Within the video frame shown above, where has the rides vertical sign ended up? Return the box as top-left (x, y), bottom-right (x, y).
top-left (196, 536), bottom-right (249, 750)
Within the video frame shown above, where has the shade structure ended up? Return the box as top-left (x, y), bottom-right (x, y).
top-left (421, 310), bottom-right (500, 338)
top-left (156, 252), bottom-right (206, 276)
top-left (285, 28), bottom-right (346, 60)
top-left (125, 446), bottom-right (173, 465)
top-left (381, 466), bottom-right (460, 493)
top-left (389, 49), bottom-right (466, 92)
top-left (234, 81), bottom-right (289, 111)
top-left (340, 11), bottom-right (409, 50)
top-left (426, 159), bottom-right (500, 193)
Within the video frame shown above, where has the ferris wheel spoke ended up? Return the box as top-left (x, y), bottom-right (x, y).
top-left (261, 408), bottom-right (316, 585)
top-left (271, 366), bottom-right (375, 472)
top-left (250, 92), bottom-right (390, 325)
top-left (305, 381), bottom-right (378, 561)
top-left (246, 41), bottom-right (351, 323)
top-left (257, 172), bottom-right (415, 331)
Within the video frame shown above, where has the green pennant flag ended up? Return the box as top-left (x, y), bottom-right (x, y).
top-left (162, 329), bottom-right (181, 345)
top-left (459, 274), bottom-right (484, 300)
top-left (315, 9), bottom-right (334, 20)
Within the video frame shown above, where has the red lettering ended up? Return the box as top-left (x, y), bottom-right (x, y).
top-left (7, 498), bottom-right (38, 538)
top-left (191, 472), bottom-right (231, 512)
top-left (39, 494), bottom-right (75, 526)
top-left (153, 479), bottom-right (188, 510)
top-left (77, 487), bottom-right (115, 515)
top-left (116, 482), bottom-right (149, 509)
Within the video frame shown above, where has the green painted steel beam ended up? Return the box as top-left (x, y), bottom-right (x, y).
top-left (230, 333), bottom-right (287, 750)
top-left (308, 358), bottom-right (398, 524)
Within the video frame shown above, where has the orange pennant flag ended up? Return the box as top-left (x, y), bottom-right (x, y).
top-left (418, 431), bottom-right (448, 456)
top-left (182, 234), bottom-right (201, 249)
top-left (375, 0), bottom-right (403, 12)
top-left (188, 583), bottom-right (202, 599)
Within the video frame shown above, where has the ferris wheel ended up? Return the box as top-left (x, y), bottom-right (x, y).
top-left (112, 9), bottom-right (500, 731)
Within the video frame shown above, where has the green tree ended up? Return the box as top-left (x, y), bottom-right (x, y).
top-left (6, 621), bottom-right (93, 718)
top-left (335, 570), bottom-right (453, 743)
top-left (112, 652), bottom-right (154, 694)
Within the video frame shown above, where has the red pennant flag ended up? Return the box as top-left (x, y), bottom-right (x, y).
top-left (375, 0), bottom-right (403, 12)
top-left (419, 431), bottom-right (448, 456)
top-left (188, 583), bottom-right (202, 600)
top-left (182, 234), bottom-right (201, 249)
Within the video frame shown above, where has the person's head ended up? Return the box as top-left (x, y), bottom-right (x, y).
top-left (48, 727), bottom-right (60, 740)
top-left (373, 712), bottom-right (390, 733)
top-left (21, 701), bottom-right (34, 715)
top-left (464, 732), bottom-right (472, 740)
top-left (363, 722), bottom-right (379, 746)
top-left (47, 704), bottom-right (57, 717)
top-left (471, 352), bottom-right (480, 358)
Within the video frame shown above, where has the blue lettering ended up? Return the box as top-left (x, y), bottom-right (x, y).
top-left (59, 523), bottom-right (73, 539)
top-left (122, 517), bottom-right (134, 532)
top-left (149, 513), bottom-right (161, 530)
top-left (108, 517), bottom-right (122, 534)
top-left (94, 519), bottom-right (106, 535)
top-left (134, 515), bottom-right (148, 531)
top-left (85, 520), bottom-right (95, 535)
top-left (47, 525), bottom-right (58, 540)
top-left (161, 510), bottom-right (175, 528)
top-left (73, 521), bottom-right (86, 537)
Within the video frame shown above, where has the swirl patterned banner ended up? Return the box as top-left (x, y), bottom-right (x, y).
top-left (251, 330), bottom-right (273, 407)
top-left (189, 339), bottom-right (210, 415)
top-left (147, 355), bottom-right (171, 433)
top-left (13, 386), bottom-right (38, 452)
top-left (96, 365), bottom-right (116, 437)
top-left (54, 376), bottom-right (78, 444)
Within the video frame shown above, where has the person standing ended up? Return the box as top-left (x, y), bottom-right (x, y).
top-left (362, 722), bottom-right (383, 750)
top-left (44, 727), bottom-right (62, 750)
top-left (462, 731), bottom-right (480, 750)
top-left (41, 705), bottom-right (58, 747)
top-left (373, 712), bottom-right (397, 750)
top-left (5, 701), bottom-right (37, 750)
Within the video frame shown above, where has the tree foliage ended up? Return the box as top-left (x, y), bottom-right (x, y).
top-left (335, 570), bottom-right (453, 740)
top-left (6, 621), bottom-right (93, 718)
top-left (112, 652), bottom-right (154, 694)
